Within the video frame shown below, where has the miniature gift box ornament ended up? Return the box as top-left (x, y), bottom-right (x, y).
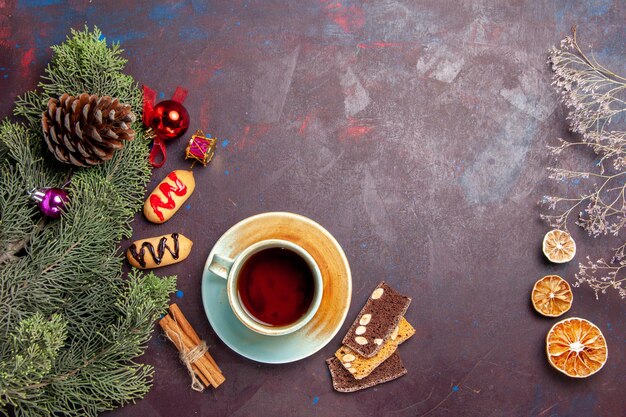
top-left (185, 129), bottom-right (217, 166)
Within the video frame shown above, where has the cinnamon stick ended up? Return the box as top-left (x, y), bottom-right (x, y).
top-left (161, 315), bottom-right (220, 388)
top-left (158, 317), bottom-right (210, 387)
top-left (169, 303), bottom-right (222, 373)
top-left (161, 315), bottom-right (218, 387)
top-left (161, 315), bottom-right (225, 388)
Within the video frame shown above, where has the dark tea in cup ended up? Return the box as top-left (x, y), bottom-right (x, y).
top-left (207, 238), bottom-right (323, 336)
top-left (237, 247), bottom-right (315, 327)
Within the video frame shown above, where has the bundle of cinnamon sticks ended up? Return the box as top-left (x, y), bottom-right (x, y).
top-left (159, 303), bottom-right (225, 389)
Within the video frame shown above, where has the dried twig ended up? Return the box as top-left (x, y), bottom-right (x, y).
top-left (541, 27), bottom-right (626, 299)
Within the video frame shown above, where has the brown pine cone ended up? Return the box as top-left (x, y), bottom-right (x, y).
top-left (42, 93), bottom-right (136, 167)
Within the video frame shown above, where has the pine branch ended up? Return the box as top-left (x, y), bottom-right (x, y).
top-left (0, 27), bottom-right (176, 415)
top-left (0, 218), bottom-right (45, 266)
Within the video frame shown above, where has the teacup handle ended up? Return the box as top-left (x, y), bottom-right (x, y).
top-left (207, 254), bottom-right (234, 280)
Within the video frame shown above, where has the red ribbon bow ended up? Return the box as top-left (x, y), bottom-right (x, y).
top-left (142, 85), bottom-right (188, 168)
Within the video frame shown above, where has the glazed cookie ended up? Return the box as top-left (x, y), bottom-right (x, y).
top-left (342, 281), bottom-right (412, 358)
top-left (144, 170), bottom-right (195, 223)
top-left (126, 233), bottom-right (193, 269)
top-left (335, 317), bottom-right (415, 380)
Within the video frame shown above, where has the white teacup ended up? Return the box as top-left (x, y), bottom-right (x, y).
top-left (207, 239), bottom-right (323, 336)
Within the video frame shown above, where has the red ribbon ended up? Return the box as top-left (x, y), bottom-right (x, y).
top-left (142, 85), bottom-right (188, 168)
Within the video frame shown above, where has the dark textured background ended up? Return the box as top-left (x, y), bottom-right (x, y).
top-left (1, 1), bottom-right (625, 416)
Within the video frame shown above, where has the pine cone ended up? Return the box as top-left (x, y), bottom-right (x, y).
top-left (42, 93), bottom-right (136, 167)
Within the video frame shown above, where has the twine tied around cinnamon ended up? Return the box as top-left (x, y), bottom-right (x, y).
top-left (159, 304), bottom-right (225, 391)
top-left (165, 328), bottom-right (209, 391)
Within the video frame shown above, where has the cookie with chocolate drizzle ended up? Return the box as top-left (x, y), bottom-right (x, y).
top-left (127, 233), bottom-right (193, 269)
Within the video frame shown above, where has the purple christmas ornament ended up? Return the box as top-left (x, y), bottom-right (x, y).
top-left (29, 187), bottom-right (69, 219)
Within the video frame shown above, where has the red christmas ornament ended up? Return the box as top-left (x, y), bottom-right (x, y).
top-left (150, 100), bottom-right (190, 140)
top-left (143, 86), bottom-right (189, 168)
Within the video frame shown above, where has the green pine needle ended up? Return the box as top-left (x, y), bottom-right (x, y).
top-left (0, 27), bottom-right (176, 416)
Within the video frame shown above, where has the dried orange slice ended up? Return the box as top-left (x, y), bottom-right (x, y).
top-left (542, 229), bottom-right (576, 263)
top-left (546, 317), bottom-right (608, 378)
top-left (531, 275), bottom-right (573, 317)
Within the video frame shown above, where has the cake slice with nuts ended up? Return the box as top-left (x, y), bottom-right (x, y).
top-left (342, 281), bottom-right (412, 358)
top-left (335, 317), bottom-right (415, 379)
top-left (326, 352), bottom-right (407, 393)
